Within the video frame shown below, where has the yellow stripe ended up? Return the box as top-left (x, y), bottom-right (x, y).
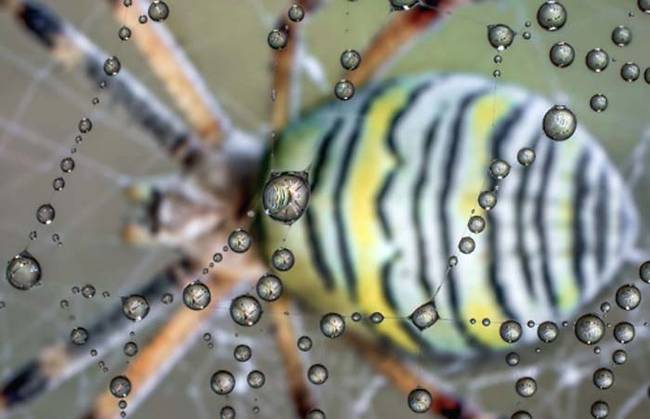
top-left (343, 84), bottom-right (419, 352)
top-left (455, 94), bottom-right (512, 348)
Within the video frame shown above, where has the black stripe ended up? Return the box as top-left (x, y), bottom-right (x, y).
top-left (514, 133), bottom-right (542, 300)
top-left (595, 169), bottom-right (609, 274)
top-left (439, 89), bottom-right (489, 350)
top-left (571, 150), bottom-right (591, 293)
top-left (485, 103), bottom-right (528, 322)
top-left (333, 81), bottom-right (399, 300)
top-left (19, 2), bottom-right (63, 49)
top-left (377, 80), bottom-right (435, 237)
top-left (413, 116), bottom-right (442, 298)
top-left (1, 360), bottom-right (48, 406)
top-left (304, 118), bottom-right (344, 290)
top-left (309, 118), bottom-right (344, 192)
top-left (535, 143), bottom-right (559, 310)
top-left (380, 254), bottom-right (437, 355)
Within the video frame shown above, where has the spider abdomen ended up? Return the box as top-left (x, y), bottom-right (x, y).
top-left (260, 73), bottom-right (638, 357)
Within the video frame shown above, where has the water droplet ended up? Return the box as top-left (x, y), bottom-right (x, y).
top-left (110, 375), bottom-right (131, 398)
top-left (500, 320), bottom-right (522, 343)
top-left (340, 49), bottom-right (361, 71)
top-left (307, 364), bottom-right (328, 385)
top-left (370, 311), bottom-right (384, 324)
top-left (612, 349), bottom-right (627, 365)
top-left (590, 94), bottom-right (608, 112)
top-left (118, 26), bottom-right (131, 41)
top-left (612, 25), bottom-right (632, 47)
top-left (478, 190), bottom-right (498, 210)
top-left (229, 295), bottom-right (263, 327)
top-left (320, 312), bottom-right (345, 338)
top-left (81, 284), bottom-right (96, 299)
top-left (70, 327), bottom-right (89, 345)
top-left (549, 41), bottom-right (575, 68)
top-left (593, 368), bottom-right (614, 390)
top-left (458, 236), bottom-right (476, 254)
top-left (247, 370), bottom-right (265, 388)
top-left (256, 273), bottom-right (283, 302)
top-left (123, 341), bottom-right (138, 357)
top-left (505, 351), bottom-right (520, 366)
top-left (121, 295), bottom-right (150, 321)
top-left (263, 172), bottom-right (310, 224)
top-left (161, 292), bottom-right (173, 304)
top-left (234, 344), bottom-right (252, 362)
top-left (489, 159), bottom-right (511, 179)
top-left (36, 204), bottom-right (55, 225)
top-left (6, 251), bottom-right (42, 290)
top-left (408, 388), bottom-right (432, 413)
top-left (210, 370), bottom-right (235, 395)
top-left (467, 215), bottom-right (486, 234)
top-left (306, 409), bottom-right (326, 419)
top-left (148, 0), bottom-right (169, 22)
top-left (621, 62), bottom-right (640, 82)
top-left (639, 260), bottom-right (650, 283)
top-left (590, 400), bottom-right (609, 419)
top-left (515, 377), bottom-right (537, 397)
top-left (408, 301), bottom-right (439, 331)
top-left (615, 284), bottom-right (641, 310)
top-left (448, 256), bottom-right (458, 267)
top-left (183, 281), bottom-right (211, 310)
top-left (297, 335), bottom-right (312, 352)
top-left (288, 4), bottom-right (305, 22)
top-left (586, 48), bottom-right (609, 72)
top-left (613, 321), bottom-right (635, 343)
top-left (487, 24), bottom-right (515, 51)
top-left (537, 1), bottom-right (567, 31)
top-left (220, 406), bottom-right (236, 419)
top-left (267, 29), bottom-right (288, 49)
top-left (103, 57), bottom-right (121, 77)
top-left (138, 14), bottom-right (148, 24)
top-left (537, 321), bottom-right (559, 343)
top-left (575, 313), bottom-right (605, 345)
top-left (517, 147), bottom-right (536, 166)
top-left (60, 157), bottom-right (75, 173)
top-left (271, 248), bottom-right (294, 271)
top-left (227, 228), bottom-right (252, 253)
top-left (638, 0), bottom-right (650, 13)
top-left (334, 79), bottom-right (355, 100)
top-left (543, 105), bottom-right (576, 141)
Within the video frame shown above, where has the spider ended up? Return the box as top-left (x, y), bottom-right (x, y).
top-left (0, 1), bottom-right (648, 419)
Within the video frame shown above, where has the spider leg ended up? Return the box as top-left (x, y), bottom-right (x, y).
top-left (270, 0), bottom-right (326, 131)
top-left (104, 0), bottom-right (232, 145)
top-left (0, 260), bottom-right (197, 415)
top-left (1, 0), bottom-right (208, 168)
top-left (269, 296), bottom-right (315, 418)
top-left (83, 267), bottom-right (262, 419)
top-left (122, 175), bottom-right (225, 247)
top-left (345, 0), bottom-right (470, 88)
top-left (346, 334), bottom-right (498, 419)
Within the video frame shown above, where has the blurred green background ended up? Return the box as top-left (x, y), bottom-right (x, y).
top-left (0, 0), bottom-right (648, 418)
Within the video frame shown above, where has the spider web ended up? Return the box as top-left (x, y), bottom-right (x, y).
top-left (0, 0), bottom-right (648, 418)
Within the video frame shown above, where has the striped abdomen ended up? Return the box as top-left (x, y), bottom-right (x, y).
top-left (260, 74), bottom-right (638, 357)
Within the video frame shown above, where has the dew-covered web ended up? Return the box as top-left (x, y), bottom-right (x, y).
top-left (0, 1), bottom-right (649, 419)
